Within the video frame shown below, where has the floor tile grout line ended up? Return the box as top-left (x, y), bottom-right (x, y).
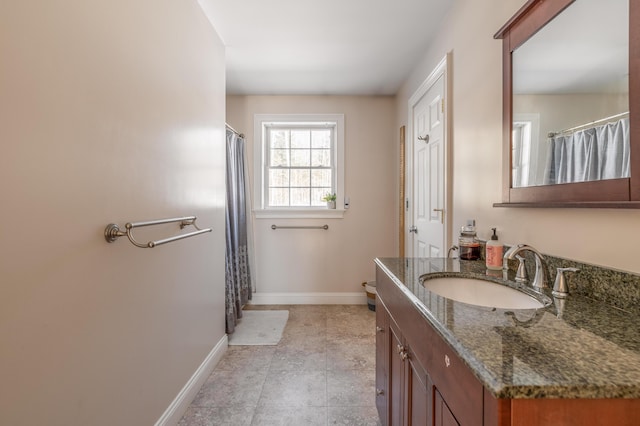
top-left (250, 310), bottom-right (291, 425)
top-left (325, 312), bottom-right (329, 426)
top-left (179, 305), bottom-right (377, 425)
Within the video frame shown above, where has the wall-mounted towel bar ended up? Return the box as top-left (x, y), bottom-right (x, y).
top-left (271, 224), bottom-right (329, 230)
top-left (105, 216), bottom-right (212, 248)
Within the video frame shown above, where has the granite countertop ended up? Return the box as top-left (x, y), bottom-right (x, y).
top-left (374, 257), bottom-right (640, 399)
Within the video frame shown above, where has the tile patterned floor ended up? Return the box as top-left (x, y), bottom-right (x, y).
top-left (178, 305), bottom-right (381, 426)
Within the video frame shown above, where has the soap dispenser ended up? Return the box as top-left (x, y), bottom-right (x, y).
top-left (485, 228), bottom-right (503, 270)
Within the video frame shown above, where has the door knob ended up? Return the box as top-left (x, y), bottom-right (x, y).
top-left (409, 226), bottom-right (417, 234)
top-left (418, 134), bottom-right (430, 143)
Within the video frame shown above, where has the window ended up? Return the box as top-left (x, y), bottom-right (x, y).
top-left (266, 126), bottom-right (333, 207)
top-left (512, 120), bottom-right (532, 187)
top-left (254, 114), bottom-right (344, 218)
top-left (512, 113), bottom-right (540, 188)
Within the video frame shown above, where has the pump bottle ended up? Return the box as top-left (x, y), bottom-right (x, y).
top-left (485, 228), bottom-right (503, 270)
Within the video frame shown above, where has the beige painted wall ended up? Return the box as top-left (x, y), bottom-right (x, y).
top-left (0, 1), bottom-right (226, 425)
top-left (396, 0), bottom-right (640, 274)
top-left (227, 96), bottom-right (397, 298)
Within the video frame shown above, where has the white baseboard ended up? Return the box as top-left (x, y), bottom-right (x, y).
top-left (155, 334), bottom-right (228, 426)
top-left (249, 292), bottom-right (367, 305)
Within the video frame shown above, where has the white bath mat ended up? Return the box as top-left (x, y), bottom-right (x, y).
top-left (228, 310), bottom-right (289, 345)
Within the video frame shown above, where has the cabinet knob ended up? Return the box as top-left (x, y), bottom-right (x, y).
top-left (376, 326), bottom-right (384, 333)
top-left (400, 350), bottom-right (409, 361)
top-left (444, 354), bottom-right (451, 368)
top-left (376, 388), bottom-right (385, 396)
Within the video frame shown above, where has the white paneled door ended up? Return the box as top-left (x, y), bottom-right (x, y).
top-left (411, 73), bottom-right (446, 258)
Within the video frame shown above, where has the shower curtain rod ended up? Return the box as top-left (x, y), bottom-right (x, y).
top-left (225, 123), bottom-right (244, 138)
top-left (548, 111), bottom-right (629, 138)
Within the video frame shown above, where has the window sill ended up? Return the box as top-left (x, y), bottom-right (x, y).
top-left (254, 209), bottom-right (346, 219)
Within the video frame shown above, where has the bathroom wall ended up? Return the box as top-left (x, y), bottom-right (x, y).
top-left (227, 96), bottom-right (397, 301)
top-left (396, 0), bottom-right (640, 274)
top-left (0, 1), bottom-right (226, 425)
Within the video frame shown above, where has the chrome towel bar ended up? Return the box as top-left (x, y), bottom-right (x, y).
top-left (105, 216), bottom-right (212, 248)
top-left (271, 224), bottom-right (329, 230)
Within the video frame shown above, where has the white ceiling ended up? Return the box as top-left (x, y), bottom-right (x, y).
top-left (197, 0), bottom-right (453, 95)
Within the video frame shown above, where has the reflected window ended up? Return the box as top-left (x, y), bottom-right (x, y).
top-left (512, 113), bottom-right (540, 188)
top-left (512, 121), bottom-right (532, 187)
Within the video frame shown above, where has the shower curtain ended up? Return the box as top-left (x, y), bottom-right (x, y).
top-left (225, 129), bottom-right (254, 334)
top-left (544, 117), bottom-right (630, 185)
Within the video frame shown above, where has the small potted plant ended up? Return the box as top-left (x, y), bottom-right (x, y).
top-left (322, 192), bottom-right (337, 209)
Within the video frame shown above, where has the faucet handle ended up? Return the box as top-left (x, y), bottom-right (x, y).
top-left (514, 255), bottom-right (528, 283)
top-left (552, 267), bottom-right (579, 299)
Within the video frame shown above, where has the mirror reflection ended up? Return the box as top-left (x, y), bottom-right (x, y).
top-left (511, 0), bottom-right (629, 188)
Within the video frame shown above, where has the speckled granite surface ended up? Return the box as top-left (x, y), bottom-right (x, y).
top-left (495, 246), bottom-right (640, 315)
top-left (374, 257), bottom-right (640, 400)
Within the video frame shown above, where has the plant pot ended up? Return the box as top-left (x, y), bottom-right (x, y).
top-left (327, 201), bottom-right (336, 209)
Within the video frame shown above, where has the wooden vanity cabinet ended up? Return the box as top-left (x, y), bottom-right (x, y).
top-left (376, 295), bottom-right (430, 426)
top-left (376, 266), bottom-right (484, 426)
top-left (375, 264), bottom-right (640, 426)
top-left (375, 299), bottom-right (389, 423)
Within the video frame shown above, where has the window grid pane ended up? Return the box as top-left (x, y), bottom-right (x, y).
top-left (291, 130), bottom-right (311, 148)
top-left (270, 149), bottom-right (290, 167)
top-left (266, 125), bottom-right (335, 208)
top-left (311, 130), bottom-right (331, 148)
top-left (311, 149), bottom-right (331, 167)
top-left (269, 188), bottom-right (289, 206)
top-left (290, 169), bottom-right (311, 187)
top-left (291, 149), bottom-right (311, 167)
top-left (269, 169), bottom-right (290, 188)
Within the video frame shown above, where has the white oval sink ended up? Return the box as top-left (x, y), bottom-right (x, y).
top-left (422, 277), bottom-right (546, 310)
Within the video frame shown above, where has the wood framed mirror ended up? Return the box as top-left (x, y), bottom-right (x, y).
top-left (494, 0), bottom-right (640, 208)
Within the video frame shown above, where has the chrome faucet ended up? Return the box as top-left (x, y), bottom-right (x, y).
top-left (503, 244), bottom-right (547, 290)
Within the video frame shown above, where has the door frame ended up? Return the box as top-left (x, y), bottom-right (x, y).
top-left (406, 53), bottom-right (452, 257)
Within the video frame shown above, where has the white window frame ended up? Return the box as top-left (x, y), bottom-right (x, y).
top-left (253, 114), bottom-right (345, 219)
top-left (512, 113), bottom-right (541, 187)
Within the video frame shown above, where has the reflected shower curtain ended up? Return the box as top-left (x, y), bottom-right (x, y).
top-left (544, 117), bottom-right (630, 185)
top-left (225, 129), bottom-right (254, 334)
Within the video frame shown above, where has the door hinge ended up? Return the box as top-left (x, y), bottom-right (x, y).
top-left (441, 99), bottom-right (445, 114)
top-left (406, 198), bottom-right (409, 211)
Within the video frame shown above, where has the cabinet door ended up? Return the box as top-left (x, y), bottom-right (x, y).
top-left (376, 300), bottom-right (390, 425)
top-left (389, 318), bottom-right (405, 426)
top-left (407, 352), bottom-right (430, 426)
top-left (429, 326), bottom-right (483, 425)
top-left (435, 390), bottom-right (460, 426)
